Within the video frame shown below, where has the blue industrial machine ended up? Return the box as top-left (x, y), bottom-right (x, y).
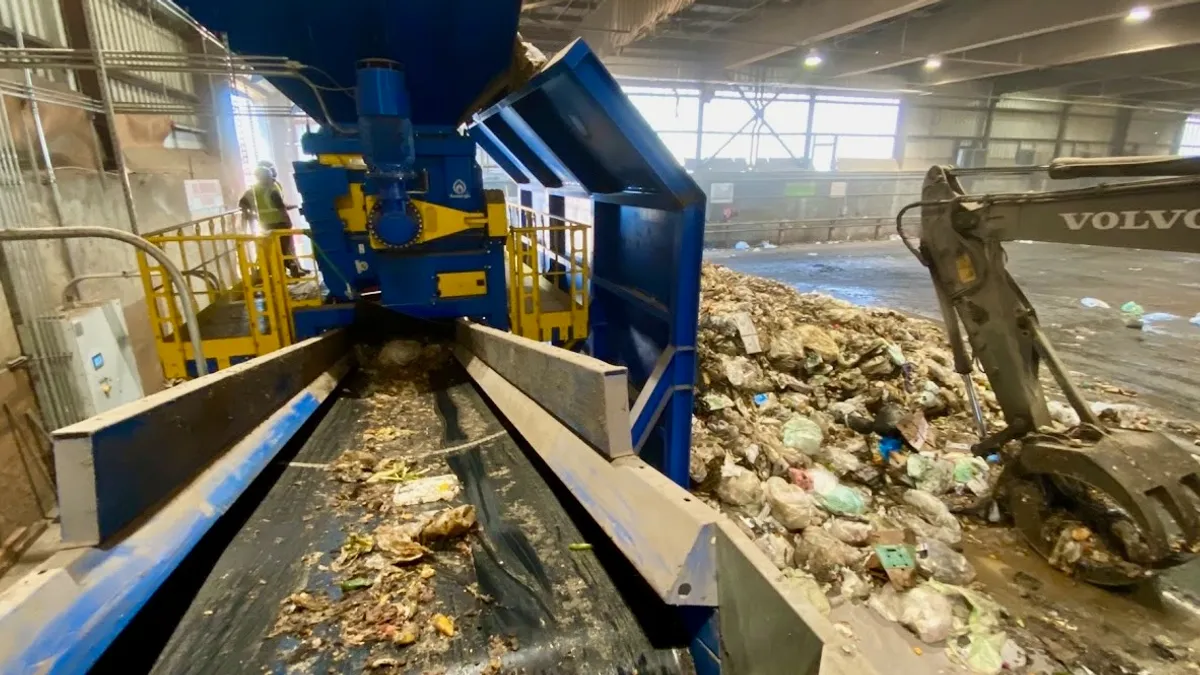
top-left (0, 3), bottom-right (850, 675)
top-left (290, 60), bottom-right (510, 330)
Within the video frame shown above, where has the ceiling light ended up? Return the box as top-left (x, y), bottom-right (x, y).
top-left (1126, 5), bottom-right (1152, 22)
top-left (803, 51), bottom-right (823, 68)
top-left (924, 55), bottom-right (943, 71)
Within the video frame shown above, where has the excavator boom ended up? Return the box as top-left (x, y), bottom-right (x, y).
top-left (904, 158), bottom-right (1200, 585)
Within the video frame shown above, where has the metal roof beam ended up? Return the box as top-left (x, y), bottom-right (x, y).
top-left (828, 0), bottom-right (1200, 78)
top-left (1068, 73), bottom-right (1200, 98)
top-left (924, 3), bottom-right (1200, 87)
top-left (989, 45), bottom-right (1200, 93)
top-left (717, 0), bottom-right (941, 70)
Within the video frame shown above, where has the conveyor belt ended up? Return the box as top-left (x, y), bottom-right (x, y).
top-left (95, 350), bottom-right (693, 674)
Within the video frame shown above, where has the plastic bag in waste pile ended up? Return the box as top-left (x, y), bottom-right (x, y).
top-left (904, 489), bottom-right (961, 534)
top-left (869, 584), bottom-right (955, 644)
top-left (717, 463), bottom-right (764, 507)
top-left (756, 531), bottom-right (795, 570)
top-left (721, 355), bottom-right (769, 391)
top-left (808, 466), bottom-right (867, 516)
top-left (906, 454), bottom-right (955, 495)
top-left (826, 519), bottom-right (873, 546)
top-left (796, 526), bottom-right (865, 581)
top-left (781, 415), bottom-right (824, 456)
top-left (767, 328), bottom-right (807, 371)
top-left (779, 568), bottom-right (831, 615)
top-left (916, 538), bottom-right (976, 585)
top-left (378, 339), bottom-right (422, 367)
top-left (765, 477), bottom-right (825, 530)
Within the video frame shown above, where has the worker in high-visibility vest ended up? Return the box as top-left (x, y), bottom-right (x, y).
top-left (239, 161), bottom-right (307, 277)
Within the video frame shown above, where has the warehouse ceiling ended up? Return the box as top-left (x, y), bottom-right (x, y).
top-left (520, 0), bottom-right (1200, 109)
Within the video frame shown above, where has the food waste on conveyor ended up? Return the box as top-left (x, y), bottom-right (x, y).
top-left (114, 340), bottom-right (693, 675)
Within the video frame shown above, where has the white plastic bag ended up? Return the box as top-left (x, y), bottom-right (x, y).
top-left (765, 477), bottom-right (825, 530)
top-left (716, 463), bottom-right (764, 507)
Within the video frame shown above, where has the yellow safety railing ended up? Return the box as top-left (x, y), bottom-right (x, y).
top-left (505, 203), bottom-right (590, 343)
top-left (265, 228), bottom-right (323, 346)
top-left (136, 211), bottom-right (324, 379)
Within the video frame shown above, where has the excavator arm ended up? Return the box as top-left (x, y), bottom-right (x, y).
top-left (904, 159), bottom-right (1200, 585)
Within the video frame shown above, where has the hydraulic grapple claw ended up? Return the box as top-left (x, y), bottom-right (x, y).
top-left (1001, 428), bottom-right (1200, 586)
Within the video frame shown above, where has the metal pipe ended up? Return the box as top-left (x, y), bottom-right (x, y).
top-left (79, 0), bottom-right (140, 235)
top-left (61, 270), bottom-right (139, 304)
top-left (1030, 321), bottom-right (1102, 428)
top-left (0, 226), bottom-right (208, 377)
top-left (61, 269), bottom-right (219, 305)
top-left (13, 13), bottom-right (76, 280)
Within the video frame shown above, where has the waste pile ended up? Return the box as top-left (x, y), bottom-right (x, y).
top-left (690, 262), bottom-right (1199, 674)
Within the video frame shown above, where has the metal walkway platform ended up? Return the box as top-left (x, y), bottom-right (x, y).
top-left (97, 355), bottom-right (692, 674)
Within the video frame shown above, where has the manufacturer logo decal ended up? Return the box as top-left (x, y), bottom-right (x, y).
top-left (450, 179), bottom-right (469, 199)
top-left (1059, 209), bottom-right (1200, 230)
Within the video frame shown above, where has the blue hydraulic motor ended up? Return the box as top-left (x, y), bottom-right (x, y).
top-left (356, 60), bottom-right (422, 248)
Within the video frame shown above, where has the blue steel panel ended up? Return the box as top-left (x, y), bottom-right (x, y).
top-left (374, 241), bottom-right (509, 330)
top-left (179, 1), bottom-right (521, 127)
top-left (293, 305), bottom-right (359, 340)
top-left (469, 125), bottom-right (532, 184)
top-left (481, 115), bottom-right (563, 188)
top-left (470, 40), bottom-right (705, 485)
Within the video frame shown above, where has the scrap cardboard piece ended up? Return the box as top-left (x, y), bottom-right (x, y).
top-left (731, 312), bottom-right (762, 355)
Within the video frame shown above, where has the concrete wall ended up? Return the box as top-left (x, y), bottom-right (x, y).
top-left (901, 94), bottom-right (1186, 172)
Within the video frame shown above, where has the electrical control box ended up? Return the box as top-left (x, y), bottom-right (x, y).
top-left (46, 300), bottom-right (144, 421)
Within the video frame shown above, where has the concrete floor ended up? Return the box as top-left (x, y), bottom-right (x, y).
top-left (708, 240), bottom-right (1200, 422)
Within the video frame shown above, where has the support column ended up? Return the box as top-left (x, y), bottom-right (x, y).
top-left (547, 193), bottom-right (566, 288)
top-left (1109, 107), bottom-right (1133, 156)
top-left (1052, 103), bottom-right (1071, 158)
top-left (803, 93), bottom-right (816, 168)
top-left (693, 87), bottom-right (708, 167)
top-left (893, 97), bottom-right (909, 165)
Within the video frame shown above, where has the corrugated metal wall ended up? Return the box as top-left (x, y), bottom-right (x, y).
top-left (90, 0), bottom-right (193, 95)
top-left (0, 0), bottom-right (66, 45)
top-left (0, 0), bottom-right (70, 82)
top-left (0, 0), bottom-right (197, 115)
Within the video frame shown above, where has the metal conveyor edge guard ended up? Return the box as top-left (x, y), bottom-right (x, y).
top-left (0, 333), bottom-right (350, 675)
top-left (454, 329), bottom-right (882, 675)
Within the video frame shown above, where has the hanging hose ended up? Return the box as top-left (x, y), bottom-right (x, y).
top-left (0, 226), bottom-right (209, 377)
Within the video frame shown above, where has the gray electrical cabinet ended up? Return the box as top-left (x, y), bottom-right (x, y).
top-left (46, 300), bottom-right (145, 421)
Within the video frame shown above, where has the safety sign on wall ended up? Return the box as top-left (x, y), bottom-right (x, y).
top-left (184, 179), bottom-right (226, 219)
top-left (710, 182), bottom-right (734, 204)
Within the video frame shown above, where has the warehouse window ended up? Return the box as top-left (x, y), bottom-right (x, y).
top-left (627, 88), bottom-right (700, 163)
top-left (810, 96), bottom-right (901, 170)
top-left (623, 86), bottom-right (899, 168)
top-left (1178, 115), bottom-right (1200, 155)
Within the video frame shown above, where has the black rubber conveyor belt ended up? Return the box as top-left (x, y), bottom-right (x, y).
top-left (97, 343), bottom-right (693, 675)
